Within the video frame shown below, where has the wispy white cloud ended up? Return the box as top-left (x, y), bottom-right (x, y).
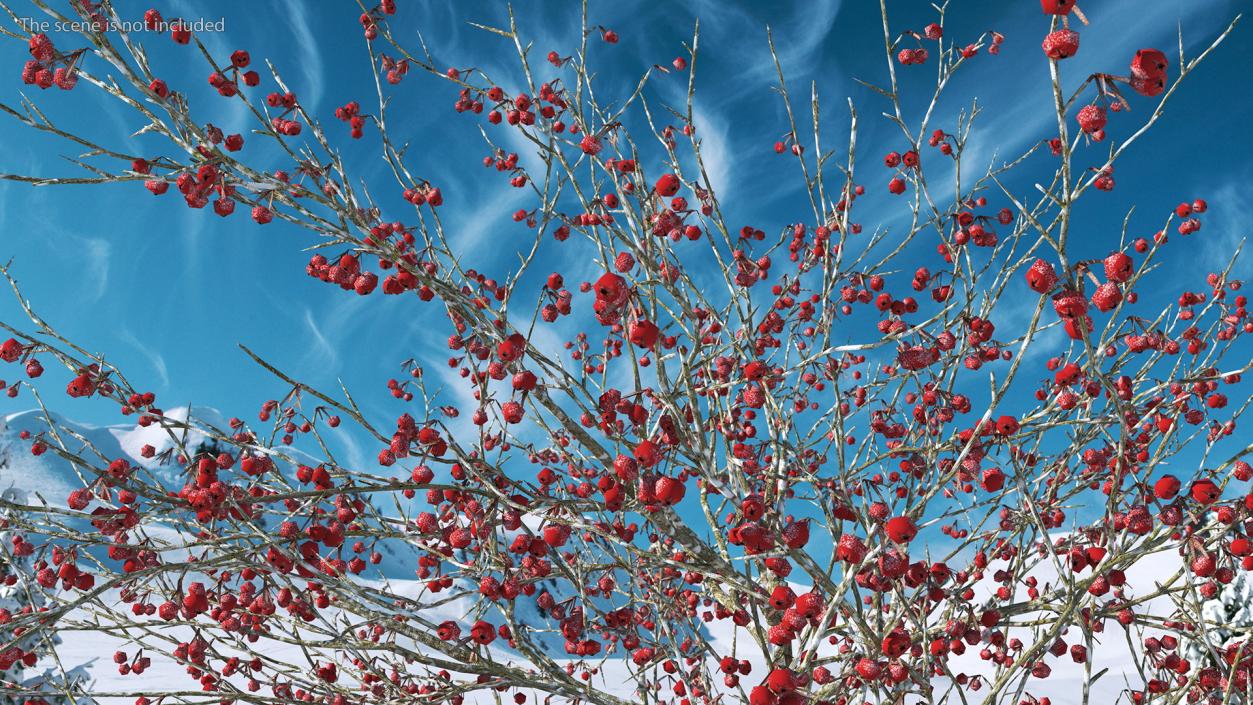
top-left (694, 0), bottom-right (841, 92)
top-left (301, 305), bottom-right (340, 371)
top-left (282, 0), bottom-right (324, 110)
top-left (329, 424), bottom-right (367, 470)
top-left (690, 103), bottom-right (732, 199)
top-left (1194, 179), bottom-right (1252, 279)
top-left (445, 181), bottom-right (533, 257)
top-left (81, 238), bottom-right (111, 302)
top-left (296, 295), bottom-right (374, 375)
top-left (38, 228), bottom-right (111, 305)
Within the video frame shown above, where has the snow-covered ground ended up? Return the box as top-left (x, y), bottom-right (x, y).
top-left (0, 408), bottom-right (1199, 704)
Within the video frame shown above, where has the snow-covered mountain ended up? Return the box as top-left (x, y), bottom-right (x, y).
top-left (0, 406), bottom-right (221, 506)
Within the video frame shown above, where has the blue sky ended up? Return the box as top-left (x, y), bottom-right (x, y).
top-left (0, 0), bottom-right (1249, 479)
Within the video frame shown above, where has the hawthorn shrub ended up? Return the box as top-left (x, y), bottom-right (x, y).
top-left (0, 2), bottom-right (1250, 705)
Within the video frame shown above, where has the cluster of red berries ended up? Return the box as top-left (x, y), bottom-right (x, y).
top-left (0, 336), bottom-right (30, 389)
top-left (896, 23), bottom-right (942, 65)
top-left (1173, 198), bottom-right (1206, 236)
top-left (540, 273), bottom-right (574, 322)
top-left (206, 49), bottom-right (260, 97)
top-left (483, 151), bottom-right (531, 193)
top-left (358, 0), bottom-right (397, 41)
top-left (884, 149), bottom-right (920, 195)
top-left (34, 546), bottom-right (94, 592)
top-left (306, 253), bottom-right (378, 295)
top-left (21, 33), bottom-right (79, 90)
top-left (334, 100), bottom-right (367, 138)
top-left (112, 650), bottom-right (152, 676)
top-left (265, 91), bottom-right (303, 136)
top-left (401, 183), bottom-right (443, 208)
top-left (380, 53), bottom-right (410, 84)
top-left (175, 163), bottom-right (233, 212)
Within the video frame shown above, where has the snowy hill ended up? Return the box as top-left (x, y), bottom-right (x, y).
top-left (0, 406), bottom-right (219, 507)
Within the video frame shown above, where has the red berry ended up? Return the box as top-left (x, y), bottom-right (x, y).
top-left (0, 338), bottom-right (23, 362)
top-left (501, 401), bottom-right (524, 424)
top-left (1076, 105), bottom-right (1106, 134)
top-left (884, 516), bottom-right (917, 544)
top-left (995, 415), bottom-right (1020, 435)
top-left (1130, 49), bottom-right (1168, 96)
top-left (1090, 282), bottom-right (1122, 312)
top-left (654, 476), bottom-right (685, 505)
top-left (1041, 30), bottom-right (1079, 60)
top-left (1052, 289), bottom-right (1088, 319)
top-left (782, 520), bottom-right (810, 549)
top-left (1040, 0), bottom-right (1076, 14)
top-left (251, 206), bottom-right (273, 224)
top-left (628, 319), bottom-right (659, 348)
top-left (768, 585), bottom-right (796, 610)
top-left (981, 467), bottom-right (1006, 492)
top-left (836, 534), bottom-right (867, 563)
top-left (634, 440), bottom-right (660, 468)
top-left (1190, 479), bottom-right (1220, 505)
top-left (1153, 475), bottom-right (1180, 500)
top-left (1103, 252), bottom-right (1134, 283)
top-left (1025, 259), bottom-right (1058, 294)
top-left (653, 173), bottom-right (681, 197)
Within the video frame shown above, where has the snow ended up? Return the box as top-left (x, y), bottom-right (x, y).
top-left (109, 405), bottom-right (226, 470)
top-left (0, 407), bottom-right (200, 506)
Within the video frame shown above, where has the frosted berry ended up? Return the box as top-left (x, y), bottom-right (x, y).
top-left (1130, 49), bottom-right (1167, 97)
top-left (836, 534), bottom-right (866, 563)
top-left (1191, 479), bottom-right (1220, 504)
top-left (1076, 105), bottom-right (1106, 134)
top-left (1090, 282), bottom-right (1122, 312)
top-left (1052, 289), bottom-right (1088, 319)
top-left (1041, 30), bottom-right (1079, 60)
top-left (501, 401), bottom-right (524, 424)
top-left (1103, 252), bottom-right (1134, 283)
top-left (654, 173), bottom-right (680, 197)
top-left (885, 516), bottom-right (917, 544)
top-left (1025, 259), bottom-right (1058, 293)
